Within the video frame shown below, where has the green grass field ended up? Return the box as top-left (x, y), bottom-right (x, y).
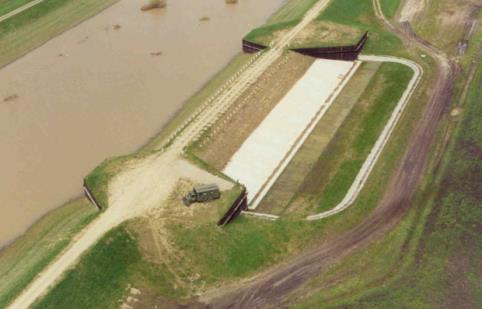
top-left (244, 0), bottom-right (318, 44)
top-left (0, 0), bottom-right (35, 16)
top-left (317, 0), bottom-right (403, 55)
top-left (0, 198), bottom-right (97, 308)
top-left (245, 0), bottom-right (404, 55)
top-left (33, 185), bottom-right (244, 307)
top-left (32, 226), bottom-right (141, 309)
top-left (379, 0), bottom-right (401, 18)
top-left (302, 62), bottom-right (413, 213)
top-left (296, 52), bottom-right (482, 309)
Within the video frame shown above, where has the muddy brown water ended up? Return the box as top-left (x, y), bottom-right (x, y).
top-left (0, 0), bottom-right (286, 247)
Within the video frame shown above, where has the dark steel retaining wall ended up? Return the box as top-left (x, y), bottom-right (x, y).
top-left (83, 180), bottom-right (102, 210)
top-left (290, 32), bottom-right (369, 61)
top-left (218, 187), bottom-right (248, 226)
top-left (242, 39), bottom-right (268, 53)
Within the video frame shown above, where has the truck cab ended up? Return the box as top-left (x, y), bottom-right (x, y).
top-left (183, 184), bottom-right (221, 206)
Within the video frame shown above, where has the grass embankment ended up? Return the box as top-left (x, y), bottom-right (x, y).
top-left (302, 63), bottom-right (413, 213)
top-left (246, 0), bottom-right (404, 53)
top-left (296, 52), bottom-right (482, 309)
top-left (0, 0), bottom-right (118, 68)
top-left (317, 0), bottom-right (402, 54)
top-left (0, 198), bottom-right (97, 308)
top-left (0, 0), bottom-right (35, 16)
top-left (379, 0), bottom-right (401, 19)
top-left (32, 226), bottom-right (142, 309)
top-left (244, 0), bottom-right (318, 44)
top-left (33, 185), bottom-right (244, 308)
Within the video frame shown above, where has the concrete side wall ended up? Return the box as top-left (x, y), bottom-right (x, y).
top-left (218, 188), bottom-right (248, 226)
top-left (291, 32), bottom-right (369, 60)
top-left (83, 180), bottom-right (102, 210)
top-left (242, 39), bottom-right (268, 53)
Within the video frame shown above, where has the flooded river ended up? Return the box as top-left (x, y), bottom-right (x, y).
top-left (0, 0), bottom-right (285, 247)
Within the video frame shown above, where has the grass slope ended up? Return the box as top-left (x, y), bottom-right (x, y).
top-left (379, 0), bottom-right (401, 19)
top-left (32, 227), bottom-right (140, 309)
top-left (0, 0), bottom-right (34, 16)
top-left (244, 0), bottom-right (317, 44)
top-left (0, 198), bottom-right (97, 308)
top-left (33, 185), bottom-right (244, 307)
top-left (317, 0), bottom-right (402, 54)
top-left (296, 53), bottom-right (482, 309)
top-left (301, 62), bottom-right (413, 213)
top-left (349, 55), bottom-right (482, 309)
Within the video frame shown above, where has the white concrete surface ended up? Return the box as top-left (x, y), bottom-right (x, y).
top-left (223, 59), bottom-right (357, 208)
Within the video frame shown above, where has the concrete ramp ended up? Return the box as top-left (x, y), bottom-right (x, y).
top-left (223, 59), bottom-right (358, 208)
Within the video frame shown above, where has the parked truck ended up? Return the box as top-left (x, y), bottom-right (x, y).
top-left (183, 183), bottom-right (221, 206)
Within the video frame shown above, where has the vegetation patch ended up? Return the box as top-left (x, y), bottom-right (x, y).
top-left (246, 0), bottom-right (404, 54)
top-left (34, 184), bottom-right (245, 307)
top-left (412, 0), bottom-right (476, 55)
top-left (295, 47), bottom-right (482, 309)
top-left (297, 63), bottom-right (413, 213)
top-left (244, 0), bottom-right (317, 44)
top-left (33, 227), bottom-right (140, 309)
top-left (288, 20), bottom-right (364, 48)
top-left (0, 0), bottom-right (35, 17)
top-left (317, 0), bottom-right (403, 55)
top-left (0, 198), bottom-right (97, 308)
top-left (379, 0), bottom-right (401, 19)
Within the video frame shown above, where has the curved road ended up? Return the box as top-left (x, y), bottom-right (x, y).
top-left (0, 0), bottom-right (45, 23)
top-left (307, 55), bottom-right (423, 220)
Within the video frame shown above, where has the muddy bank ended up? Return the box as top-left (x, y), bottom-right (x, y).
top-left (0, 0), bottom-right (285, 247)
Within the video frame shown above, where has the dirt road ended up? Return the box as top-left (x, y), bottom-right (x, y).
top-left (205, 0), bottom-right (456, 307)
top-left (7, 1), bottom-right (334, 308)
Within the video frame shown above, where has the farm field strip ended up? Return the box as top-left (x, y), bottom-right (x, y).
top-left (223, 59), bottom-right (359, 208)
top-left (0, 0), bottom-right (44, 23)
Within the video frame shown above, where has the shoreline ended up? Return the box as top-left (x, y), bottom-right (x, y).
top-left (0, 0), bottom-right (288, 248)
